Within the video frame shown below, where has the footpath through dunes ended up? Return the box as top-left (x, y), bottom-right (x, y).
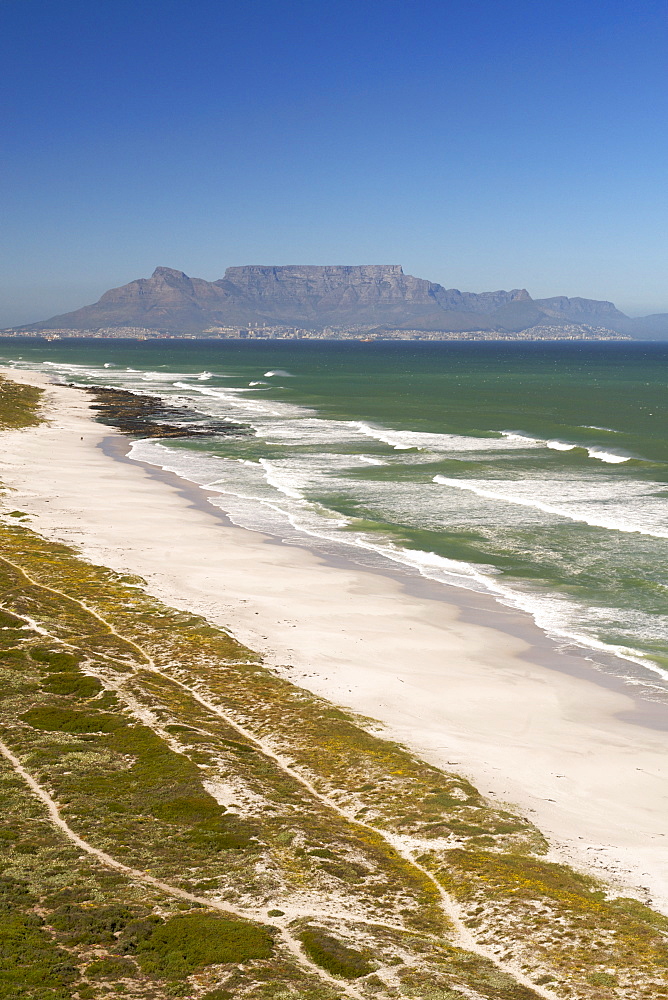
top-left (0, 523), bottom-right (667, 1000)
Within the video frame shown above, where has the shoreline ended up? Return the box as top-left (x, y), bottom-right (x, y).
top-left (1, 366), bottom-right (667, 912)
top-left (104, 433), bottom-right (668, 730)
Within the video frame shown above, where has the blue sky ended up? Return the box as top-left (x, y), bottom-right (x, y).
top-left (1, 0), bottom-right (667, 326)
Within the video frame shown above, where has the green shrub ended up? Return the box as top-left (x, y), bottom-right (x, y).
top-left (299, 927), bottom-right (373, 979)
top-left (587, 971), bottom-right (617, 986)
top-left (0, 648), bottom-right (29, 665)
top-left (116, 916), bottom-right (163, 954)
top-left (185, 821), bottom-right (254, 852)
top-left (49, 904), bottom-right (137, 944)
top-left (0, 876), bottom-right (34, 906)
top-left (85, 956), bottom-right (137, 979)
top-left (29, 648), bottom-right (82, 670)
top-left (0, 378), bottom-right (43, 429)
top-left (131, 913), bottom-right (273, 978)
top-left (0, 611), bottom-right (24, 627)
top-left (41, 674), bottom-right (102, 698)
top-left (42, 888), bottom-right (92, 907)
top-left (150, 795), bottom-right (221, 825)
top-left (20, 706), bottom-right (122, 733)
top-left (0, 879), bottom-right (78, 997)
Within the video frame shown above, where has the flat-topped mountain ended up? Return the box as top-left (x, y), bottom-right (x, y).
top-left (16, 264), bottom-right (664, 337)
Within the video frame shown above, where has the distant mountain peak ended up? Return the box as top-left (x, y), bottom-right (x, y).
top-left (151, 266), bottom-right (190, 280)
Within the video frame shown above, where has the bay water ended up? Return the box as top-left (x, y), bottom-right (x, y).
top-left (2, 339), bottom-right (666, 696)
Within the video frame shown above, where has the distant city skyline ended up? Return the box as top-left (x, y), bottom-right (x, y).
top-left (2, 0), bottom-right (667, 327)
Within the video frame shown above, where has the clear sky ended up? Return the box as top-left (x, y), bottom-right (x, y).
top-left (2, 0), bottom-right (667, 326)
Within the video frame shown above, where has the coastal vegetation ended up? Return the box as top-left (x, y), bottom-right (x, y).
top-left (0, 373), bottom-right (666, 999)
top-left (0, 377), bottom-right (43, 429)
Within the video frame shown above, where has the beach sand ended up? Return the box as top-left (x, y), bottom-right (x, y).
top-left (1, 367), bottom-right (667, 911)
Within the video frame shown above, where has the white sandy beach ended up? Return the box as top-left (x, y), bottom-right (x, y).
top-left (1, 367), bottom-right (667, 912)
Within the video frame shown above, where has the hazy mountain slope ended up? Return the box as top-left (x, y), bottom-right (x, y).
top-left (627, 313), bottom-right (668, 340)
top-left (26, 267), bottom-right (247, 334)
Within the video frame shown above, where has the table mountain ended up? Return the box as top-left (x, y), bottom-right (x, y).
top-left (16, 264), bottom-right (655, 336)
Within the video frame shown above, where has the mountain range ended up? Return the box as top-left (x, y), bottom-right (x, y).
top-left (13, 265), bottom-right (668, 338)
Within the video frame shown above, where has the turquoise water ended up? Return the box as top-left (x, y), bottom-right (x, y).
top-left (2, 339), bottom-right (667, 689)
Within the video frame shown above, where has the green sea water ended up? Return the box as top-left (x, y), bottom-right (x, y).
top-left (2, 338), bottom-right (666, 688)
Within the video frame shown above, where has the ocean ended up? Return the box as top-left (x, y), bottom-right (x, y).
top-left (2, 338), bottom-right (666, 696)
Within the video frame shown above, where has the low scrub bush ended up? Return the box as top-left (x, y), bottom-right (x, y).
top-left (0, 378), bottom-right (43, 429)
top-left (85, 956), bottom-right (138, 979)
top-left (116, 916), bottom-right (163, 954)
top-left (130, 912), bottom-right (273, 978)
top-left (29, 648), bottom-right (82, 670)
top-left (21, 706), bottom-right (122, 733)
top-left (49, 904), bottom-right (138, 945)
top-left (185, 823), bottom-right (254, 851)
top-left (150, 794), bottom-right (222, 826)
top-left (0, 611), bottom-right (24, 627)
top-left (299, 927), bottom-right (374, 979)
top-left (41, 674), bottom-right (102, 699)
top-left (0, 876), bottom-right (78, 998)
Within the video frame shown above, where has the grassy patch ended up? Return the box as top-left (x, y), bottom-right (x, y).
top-left (20, 705), bottom-right (122, 733)
top-left (49, 903), bottom-right (139, 945)
top-left (0, 877), bottom-right (78, 999)
top-left (30, 648), bottom-right (83, 670)
top-left (85, 956), bottom-right (138, 979)
top-left (129, 912), bottom-right (273, 978)
top-left (149, 794), bottom-right (223, 825)
top-left (299, 927), bottom-right (374, 979)
top-left (40, 673), bottom-right (102, 698)
top-left (0, 378), bottom-right (43, 430)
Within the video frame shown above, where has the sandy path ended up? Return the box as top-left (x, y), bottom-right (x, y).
top-left (0, 367), bottom-right (667, 914)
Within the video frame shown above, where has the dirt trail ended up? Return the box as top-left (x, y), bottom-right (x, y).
top-left (0, 551), bottom-right (552, 1000)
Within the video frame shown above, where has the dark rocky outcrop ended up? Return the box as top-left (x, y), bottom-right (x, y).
top-left (79, 385), bottom-right (251, 439)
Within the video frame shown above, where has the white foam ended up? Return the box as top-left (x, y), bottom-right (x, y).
top-left (504, 430), bottom-right (635, 463)
top-left (264, 369), bottom-right (294, 377)
top-left (359, 455), bottom-right (387, 465)
top-left (258, 459), bottom-right (306, 500)
top-left (586, 448), bottom-right (631, 464)
top-left (141, 371), bottom-right (200, 381)
top-left (546, 439), bottom-right (578, 452)
top-left (173, 382), bottom-right (264, 395)
top-left (433, 475), bottom-right (668, 537)
top-left (500, 430), bottom-right (542, 445)
top-left (353, 422), bottom-right (537, 453)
